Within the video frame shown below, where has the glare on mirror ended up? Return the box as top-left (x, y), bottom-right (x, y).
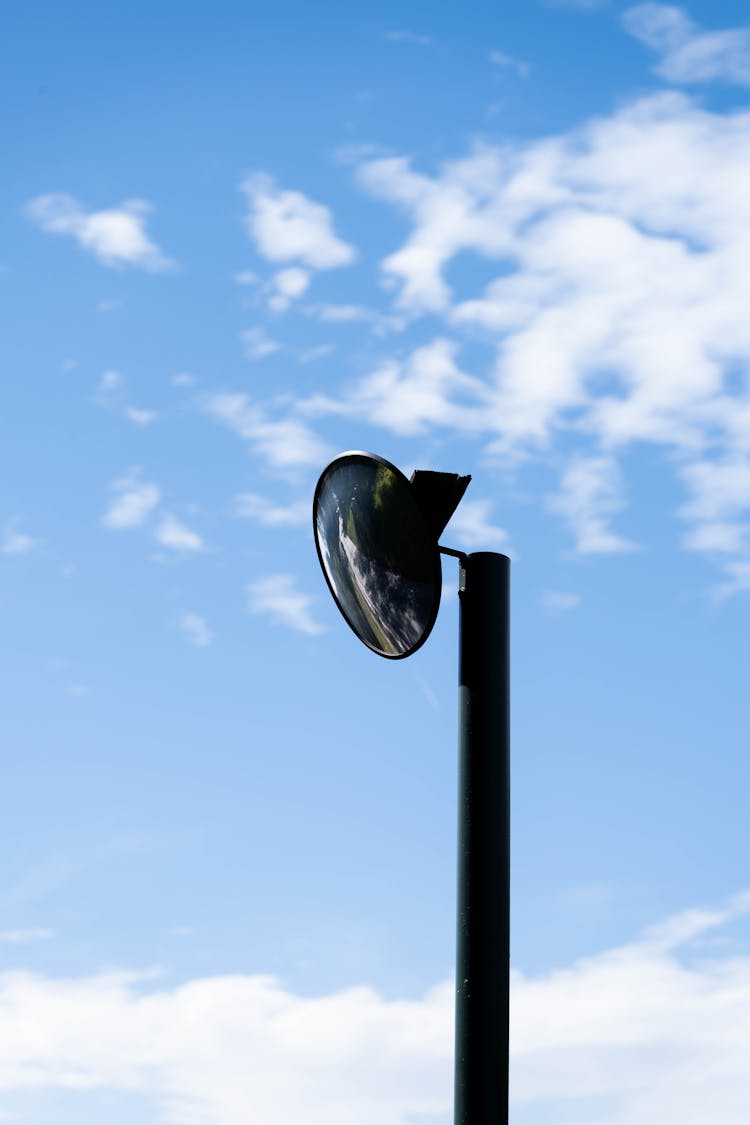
top-left (314, 455), bottom-right (441, 659)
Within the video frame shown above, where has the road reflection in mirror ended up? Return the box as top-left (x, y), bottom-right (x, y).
top-left (314, 454), bottom-right (441, 659)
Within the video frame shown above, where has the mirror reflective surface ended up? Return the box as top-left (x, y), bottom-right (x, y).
top-left (314, 453), bottom-right (441, 658)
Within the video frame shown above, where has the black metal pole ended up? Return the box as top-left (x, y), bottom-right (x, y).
top-left (454, 551), bottom-right (510, 1125)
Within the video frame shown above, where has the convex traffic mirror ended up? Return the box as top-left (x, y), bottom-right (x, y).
top-left (313, 451), bottom-right (470, 659)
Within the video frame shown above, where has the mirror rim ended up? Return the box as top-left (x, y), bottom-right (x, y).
top-left (313, 450), bottom-right (442, 660)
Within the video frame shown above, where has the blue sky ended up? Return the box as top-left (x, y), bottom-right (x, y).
top-left (2, 1), bottom-right (750, 1121)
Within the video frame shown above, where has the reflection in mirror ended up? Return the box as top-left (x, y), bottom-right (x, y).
top-left (315, 456), bottom-right (441, 658)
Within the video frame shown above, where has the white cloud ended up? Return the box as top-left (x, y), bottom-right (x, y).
top-left (155, 515), bottom-right (203, 553)
top-left (549, 456), bottom-right (637, 554)
top-left (233, 493), bottom-right (310, 527)
top-left (247, 574), bottom-right (324, 636)
top-left (305, 303), bottom-right (403, 335)
top-left (178, 612), bottom-right (213, 647)
top-left (102, 475), bottom-right (160, 529)
top-left (268, 266), bottom-right (312, 312)
top-left (356, 338), bottom-right (488, 434)
top-left (171, 372), bottom-right (197, 387)
top-left (241, 173), bottom-right (356, 269)
top-left (357, 148), bottom-right (516, 313)
top-left (95, 372), bottom-right (157, 425)
top-left (298, 343), bottom-right (334, 364)
top-left (169, 925), bottom-right (193, 939)
top-left (25, 193), bottom-right (174, 271)
top-left (353, 92), bottom-right (750, 582)
top-left (511, 890), bottom-right (750, 1120)
top-left (240, 327), bottom-right (280, 360)
top-left (0, 894), bottom-right (749, 1122)
top-left (304, 338), bottom-right (490, 437)
top-left (65, 683), bottom-right (90, 698)
top-left (2, 528), bottom-right (35, 555)
top-left (444, 498), bottom-right (508, 550)
top-left (358, 95), bottom-right (750, 446)
top-left (95, 369), bottom-right (124, 408)
top-left (0, 969), bottom-right (451, 1124)
top-left (206, 393), bottom-right (330, 470)
top-left (715, 559), bottom-right (750, 598)
top-left (234, 269), bottom-right (259, 285)
top-left (99, 369), bottom-right (121, 392)
top-left (541, 589), bottom-right (582, 613)
top-left (124, 407), bottom-right (158, 425)
top-left (623, 4), bottom-right (750, 87)
top-left (680, 458), bottom-right (750, 523)
top-left (679, 457), bottom-right (750, 557)
top-left (0, 927), bottom-right (53, 944)
top-left (489, 49), bottom-right (530, 79)
top-left (546, 0), bottom-right (609, 7)
top-left (684, 521), bottom-right (746, 554)
top-left (313, 303), bottom-right (374, 323)
top-left (385, 30), bottom-right (433, 47)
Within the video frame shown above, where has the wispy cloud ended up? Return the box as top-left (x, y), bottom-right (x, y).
top-left (0, 927), bottom-right (54, 944)
top-left (233, 493), bottom-right (310, 527)
top-left (357, 150), bottom-right (509, 313)
top-left (298, 343), bottom-right (334, 364)
top-left (95, 371), bottom-right (157, 425)
top-left (234, 269), bottom-right (259, 286)
top-left (302, 338), bottom-right (489, 437)
top-left (549, 456), bottom-right (637, 555)
top-left (444, 498), bottom-right (508, 550)
top-left (65, 683), bottom-right (91, 698)
top-left (178, 612), bottom-right (212, 647)
top-left (679, 458), bottom-right (750, 556)
top-left (94, 368), bottom-right (123, 407)
top-left (2, 526), bottom-right (35, 555)
top-left (155, 515), bottom-right (203, 553)
top-left (311, 303), bottom-right (374, 323)
top-left (123, 407), bottom-right (158, 425)
top-left (385, 30), bottom-right (433, 47)
top-left (241, 173), bottom-right (356, 270)
top-left (305, 302), bottom-right (402, 335)
top-left (715, 559), bottom-right (750, 599)
top-left (25, 193), bottom-right (175, 270)
top-left (96, 298), bottom-right (122, 314)
top-left (623, 4), bottom-right (750, 87)
top-left (206, 393), bottom-right (330, 470)
top-left (545, 0), bottom-right (609, 9)
top-left (247, 574), bottom-right (324, 636)
top-left (541, 589), bottom-right (582, 613)
top-left (489, 49), bottom-right (530, 79)
top-left (354, 91), bottom-right (750, 582)
top-left (240, 327), bottom-right (280, 359)
top-left (101, 474), bottom-right (160, 529)
top-left (171, 372), bottom-right (197, 387)
top-left (0, 893), bottom-right (748, 1122)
